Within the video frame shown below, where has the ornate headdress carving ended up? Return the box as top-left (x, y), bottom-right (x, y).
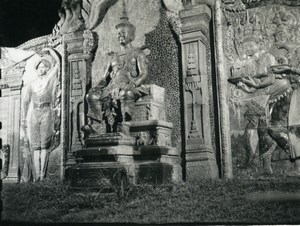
top-left (115, 0), bottom-right (136, 33)
top-left (241, 11), bottom-right (262, 44)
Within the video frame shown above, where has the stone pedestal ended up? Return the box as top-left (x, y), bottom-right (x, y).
top-left (179, 5), bottom-right (219, 180)
top-left (67, 85), bottom-right (182, 185)
top-left (68, 145), bottom-right (181, 186)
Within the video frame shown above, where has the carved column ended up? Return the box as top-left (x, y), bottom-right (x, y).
top-left (179, 4), bottom-right (218, 180)
top-left (63, 30), bottom-right (96, 171)
top-left (0, 64), bottom-right (24, 182)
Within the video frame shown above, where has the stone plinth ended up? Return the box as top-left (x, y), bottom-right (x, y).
top-left (85, 133), bottom-right (136, 147)
top-left (67, 144), bottom-right (181, 186)
top-left (67, 84), bottom-right (182, 185)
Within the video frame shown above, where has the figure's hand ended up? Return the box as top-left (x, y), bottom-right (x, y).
top-left (241, 77), bottom-right (257, 88)
top-left (129, 81), bottom-right (137, 88)
top-left (272, 65), bottom-right (291, 74)
top-left (237, 81), bottom-right (247, 90)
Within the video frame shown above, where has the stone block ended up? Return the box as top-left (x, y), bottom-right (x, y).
top-left (85, 133), bottom-right (136, 147)
top-left (130, 120), bottom-right (173, 147)
top-left (132, 100), bottom-right (166, 122)
top-left (132, 85), bottom-right (166, 122)
top-left (68, 144), bottom-right (182, 185)
top-left (138, 84), bottom-right (165, 103)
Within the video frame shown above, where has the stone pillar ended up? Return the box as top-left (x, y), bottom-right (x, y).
top-left (214, 0), bottom-right (233, 179)
top-left (0, 64), bottom-right (24, 182)
top-left (62, 30), bottom-right (96, 173)
top-left (179, 4), bottom-right (218, 180)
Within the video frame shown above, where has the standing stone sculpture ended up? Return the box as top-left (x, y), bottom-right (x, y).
top-left (83, 0), bottom-right (148, 136)
top-left (21, 48), bottom-right (61, 181)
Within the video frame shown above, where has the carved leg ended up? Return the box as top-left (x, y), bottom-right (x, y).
top-left (242, 127), bottom-right (259, 169)
top-left (119, 98), bottom-right (127, 122)
top-left (287, 126), bottom-right (300, 176)
top-left (258, 125), bottom-right (276, 175)
top-left (33, 150), bottom-right (40, 181)
top-left (40, 149), bottom-right (48, 180)
top-left (262, 153), bottom-right (273, 175)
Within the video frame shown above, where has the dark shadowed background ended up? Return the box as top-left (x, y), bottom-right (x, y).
top-left (0, 0), bottom-right (61, 47)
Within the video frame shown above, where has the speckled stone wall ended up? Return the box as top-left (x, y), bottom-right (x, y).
top-left (143, 10), bottom-right (182, 150)
top-left (91, 0), bottom-right (182, 150)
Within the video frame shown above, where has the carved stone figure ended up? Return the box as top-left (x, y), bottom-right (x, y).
top-left (271, 46), bottom-right (300, 176)
top-left (84, 1), bottom-right (148, 135)
top-left (22, 48), bottom-right (61, 181)
top-left (229, 24), bottom-right (292, 174)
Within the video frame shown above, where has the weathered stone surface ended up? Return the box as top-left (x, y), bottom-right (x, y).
top-left (222, 0), bottom-right (300, 178)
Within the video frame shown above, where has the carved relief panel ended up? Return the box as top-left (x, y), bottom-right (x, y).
top-left (183, 42), bottom-right (204, 148)
top-left (222, 0), bottom-right (300, 178)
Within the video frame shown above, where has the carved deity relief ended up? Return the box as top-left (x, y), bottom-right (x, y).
top-left (223, 1), bottom-right (300, 177)
top-left (20, 48), bottom-right (61, 182)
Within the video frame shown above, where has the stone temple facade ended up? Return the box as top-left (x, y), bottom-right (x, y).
top-left (1, 0), bottom-right (300, 184)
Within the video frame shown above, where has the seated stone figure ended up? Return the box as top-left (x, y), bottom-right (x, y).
top-left (84, 1), bottom-right (148, 135)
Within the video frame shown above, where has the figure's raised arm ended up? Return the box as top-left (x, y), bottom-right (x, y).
top-left (41, 48), bottom-right (61, 74)
top-left (21, 85), bottom-right (32, 130)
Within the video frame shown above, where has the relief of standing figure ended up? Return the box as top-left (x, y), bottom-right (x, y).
top-left (21, 48), bottom-right (61, 182)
